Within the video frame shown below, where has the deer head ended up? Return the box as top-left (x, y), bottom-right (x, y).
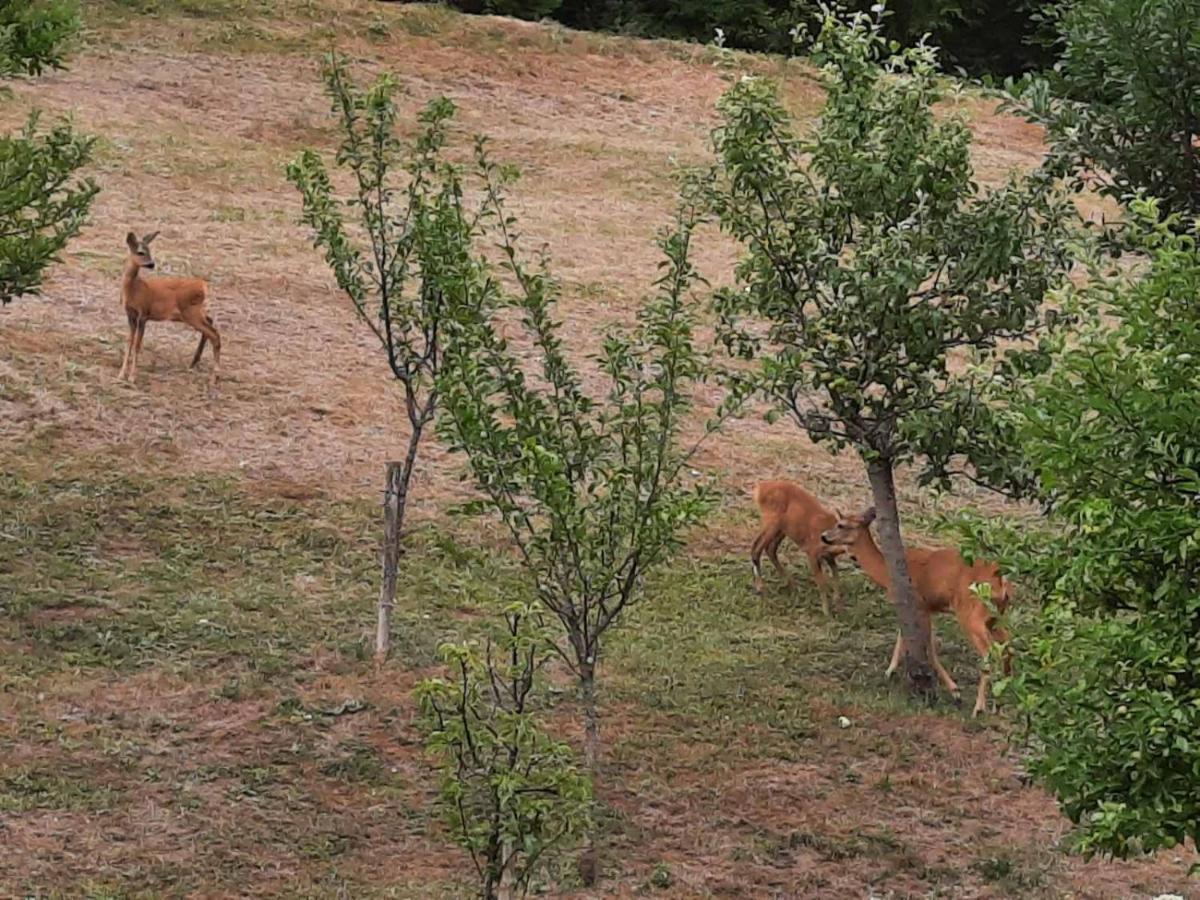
top-left (125, 230), bottom-right (160, 271)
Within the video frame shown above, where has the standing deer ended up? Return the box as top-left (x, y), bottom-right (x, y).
top-left (750, 480), bottom-right (847, 616)
top-left (119, 231), bottom-right (220, 395)
top-left (820, 507), bottom-right (1012, 716)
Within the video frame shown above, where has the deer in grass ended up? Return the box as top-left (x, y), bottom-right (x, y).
top-left (750, 480), bottom-right (849, 617)
top-left (119, 231), bottom-right (221, 395)
top-left (820, 507), bottom-right (1013, 717)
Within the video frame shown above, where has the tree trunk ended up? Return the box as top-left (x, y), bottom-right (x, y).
top-left (865, 458), bottom-right (937, 699)
top-left (496, 839), bottom-right (516, 900)
top-left (375, 460), bottom-right (407, 664)
top-left (577, 660), bottom-right (601, 887)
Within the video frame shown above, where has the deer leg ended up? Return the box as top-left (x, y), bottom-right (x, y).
top-left (130, 317), bottom-right (147, 380)
top-left (191, 333), bottom-right (208, 368)
top-left (806, 549), bottom-right (832, 617)
top-left (184, 309), bottom-right (221, 397)
top-left (927, 631), bottom-right (961, 700)
top-left (119, 310), bottom-right (137, 381)
top-left (957, 613), bottom-right (996, 718)
top-left (824, 553), bottom-right (842, 609)
top-left (750, 528), bottom-right (770, 594)
top-left (884, 630), bottom-right (903, 679)
top-left (767, 533), bottom-right (793, 590)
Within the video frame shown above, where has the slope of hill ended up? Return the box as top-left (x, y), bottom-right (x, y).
top-left (0, 1), bottom-right (1193, 896)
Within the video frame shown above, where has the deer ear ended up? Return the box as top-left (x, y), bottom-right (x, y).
top-left (126, 232), bottom-right (138, 251)
top-left (143, 231), bottom-right (160, 245)
top-left (862, 506), bottom-right (877, 525)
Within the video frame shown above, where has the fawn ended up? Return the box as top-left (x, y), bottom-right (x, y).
top-left (119, 231), bottom-right (220, 395)
top-left (750, 480), bottom-right (848, 616)
top-left (821, 507), bottom-right (1012, 716)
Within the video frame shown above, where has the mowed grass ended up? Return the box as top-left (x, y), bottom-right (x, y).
top-left (1, 0), bottom-right (1192, 896)
top-left (1, 447), bottom-right (1110, 898)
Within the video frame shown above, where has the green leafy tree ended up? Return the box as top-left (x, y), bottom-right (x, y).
top-left (964, 198), bottom-right (1200, 860)
top-left (288, 56), bottom-right (488, 661)
top-left (437, 186), bottom-right (716, 881)
top-left (418, 603), bottom-right (591, 899)
top-left (0, 0), bottom-right (96, 307)
top-left (1, 0), bottom-right (79, 77)
top-left (697, 9), bottom-right (1076, 694)
top-left (1018, 0), bottom-right (1200, 218)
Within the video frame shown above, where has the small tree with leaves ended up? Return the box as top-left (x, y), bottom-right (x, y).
top-left (288, 56), bottom-right (487, 661)
top-left (1016, 0), bottom-right (1200, 220)
top-left (0, 0), bottom-right (96, 307)
top-left (698, 9), bottom-right (1077, 694)
top-left (418, 603), bottom-right (591, 899)
top-left (437, 180), bottom-right (715, 880)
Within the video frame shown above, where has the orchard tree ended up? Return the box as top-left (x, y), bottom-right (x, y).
top-left (1019, 0), bottom-right (1200, 219)
top-left (437, 181), bottom-right (716, 881)
top-left (289, 55), bottom-right (487, 661)
top-left (0, 0), bottom-right (96, 306)
top-left (699, 10), bottom-right (1076, 694)
top-left (962, 199), bottom-right (1200, 860)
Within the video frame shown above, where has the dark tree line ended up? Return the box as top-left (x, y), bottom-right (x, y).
top-left (443, 0), bottom-right (1054, 76)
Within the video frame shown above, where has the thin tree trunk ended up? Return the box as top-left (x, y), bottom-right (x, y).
top-left (375, 461), bottom-right (404, 664)
top-left (865, 458), bottom-right (936, 699)
top-left (577, 660), bottom-right (601, 887)
top-left (496, 839), bottom-right (516, 900)
top-left (374, 420), bottom-right (424, 663)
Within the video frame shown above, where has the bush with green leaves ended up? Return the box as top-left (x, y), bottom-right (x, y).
top-left (964, 198), bottom-right (1200, 860)
top-left (1018, 0), bottom-right (1200, 219)
top-left (418, 603), bottom-right (591, 899)
top-left (0, 0), bottom-right (96, 307)
top-left (696, 10), bottom-right (1076, 694)
top-left (288, 56), bottom-right (491, 660)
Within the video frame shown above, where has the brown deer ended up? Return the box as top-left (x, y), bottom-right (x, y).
top-left (119, 231), bottom-right (220, 395)
top-left (750, 480), bottom-right (847, 616)
top-left (820, 507), bottom-right (1012, 716)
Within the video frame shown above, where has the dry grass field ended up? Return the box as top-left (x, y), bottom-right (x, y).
top-left (0, 0), bottom-right (1195, 896)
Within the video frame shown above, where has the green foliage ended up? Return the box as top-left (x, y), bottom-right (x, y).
top-left (0, 113), bottom-right (97, 305)
top-left (0, 1), bottom-right (95, 307)
top-left (288, 56), bottom-right (492, 659)
top-left (967, 199), bottom-right (1200, 859)
top-left (417, 604), bottom-right (591, 898)
top-left (436, 183), bottom-right (716, 700)
top-left (700, 9), bottom-right (1076, 475)
top-left (0, 0), bottom-right (80, 77)
top-left (287, 54), bottom-right (475, 418)
top-left (1019, 0), bottom-right (1200, 218)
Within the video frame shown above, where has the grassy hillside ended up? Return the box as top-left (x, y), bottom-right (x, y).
top-left (0, 1), bottom-right (1193, 896)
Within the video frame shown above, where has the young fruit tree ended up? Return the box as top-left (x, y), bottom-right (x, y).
top-left (0, 0), bottom-right (96, 306)
top-left (288, 56), bottom-right (484, 661)
top-left (418, 603), bottom-right (591, 899)
top-left (698, 10), bottom-right (1076, 695)
top-left (962, 199), bottom-right (1200, 860)
top-left (437, 177), bottom-right (716, 881)
top-left (1017, 0), bottom-right (1200, 220)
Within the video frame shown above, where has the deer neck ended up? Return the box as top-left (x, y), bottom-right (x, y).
top-left (121, 258), bottom-right (143, 301)
top-left (851, 528), bottom-right (892, 591)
